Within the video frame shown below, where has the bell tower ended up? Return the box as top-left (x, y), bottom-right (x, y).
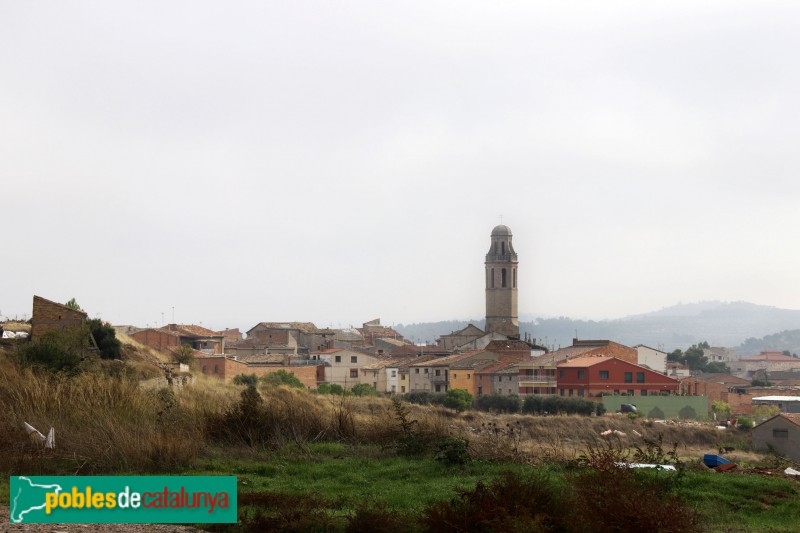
top-left (485, 225), bottom-right (519, 338)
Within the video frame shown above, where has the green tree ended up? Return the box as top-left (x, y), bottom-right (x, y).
top-left (232, 373), bottom-right (260, 387)
top-left (172, 343), bottom-right (195, 366)
top-left (712, 400), bottom-right (732, 420)
top-left (87, 318), bottom-right (121, 360)
top-left (351, 383), bottom-right (379, 397)
top-left (263, 369), bottom-right (305, 388)
top-left (65, 298), bottom-right (83, 311)
top-left (443, 389), bottom-right (473, 412)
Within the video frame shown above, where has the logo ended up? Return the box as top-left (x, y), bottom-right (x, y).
top-left (10, 476), bottom-right (237, 524)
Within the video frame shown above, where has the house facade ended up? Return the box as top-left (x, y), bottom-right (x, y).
top-left (752, 413), bottom-right (800, 462)
top-left (635, 344), bottom-right (668, 374)
top-left (557, 357), bottom-right (679, 398)
top-left (310, 349), bottom-right (378, 389)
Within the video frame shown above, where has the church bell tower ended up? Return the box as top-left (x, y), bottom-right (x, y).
top-left (485, 225), bottom-right (519, 338)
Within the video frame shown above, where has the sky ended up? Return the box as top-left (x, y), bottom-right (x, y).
top-left (2, 1), bottom-right (800, 331)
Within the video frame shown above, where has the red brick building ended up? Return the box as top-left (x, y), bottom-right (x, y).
top-left (30, 295), bottom-right (88, 340)
top-left (196, 354), bottom-right (323, 387)
top-left (557, 356), bottom-right (679, 398)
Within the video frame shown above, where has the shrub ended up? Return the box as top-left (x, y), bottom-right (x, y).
top-left (737, 416), bottom-right (754, 430)
top-left (316, 383), bottom-right (345, 395)
top-left (232, 373), bottom-right (260, 387)
top-left (172, 344), bottom-right (195, 366)
top-left (648, 406), bottom-right (666, 419)
top-left (474, 393), bottom-right (521, 413)
top-left (678, 405), bottom-right (698, 420)
top-left (422, 470), bottom-right (572, 532)
top-left (87, 319), bottom-right (121, 360)
top-left (263, 370), bottom-right (305, 389)
top-left (16, 326), bottom-right (94, 374)
top-left (351, 383), bottom-right (379, 397)
top-left (434, 436), bottom-right (470, 466)
top-left (403, 391), bottom-right (445, 405)
top-left (443, 389), bottom-right (472, 412)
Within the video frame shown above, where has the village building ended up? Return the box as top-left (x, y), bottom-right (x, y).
top-left (476, 361), bottom-right (520, 396)
top-left (679, 374), bottom-right (752, 414)
top-left (30, 295), bottom-right (89, 340)
top-left (556, 356), bottom-right (679, 398)
top-left (752, 413), bottom-right (800, 463)
top-left (195, 353), bottom-right (323, 387)
top-left (132, 324), bottom-right (225, 355)
top-left (310, 348), bottom-right (379, 389)
top-left (484, 225), bottom-right (519, 338)
top-left (246, 322), bottom-right (335, 355)
top-left (730, 351), bottom-right (800, 379)
top-left (360, 359), bottom-right (398, 393)
top-left (634, 344), bottom-right (668, 374)
top-left (704, 346), bottom-right (737, 363)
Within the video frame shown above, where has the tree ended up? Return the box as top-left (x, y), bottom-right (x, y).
top-left (443, 389), bottom-right (473, 412)
top-left (712, 401), bottom-right (732, 420)
top-left (351, 383), bottom-right (379, 397)
top-left (172, 343), bottom-right (195, 366)
top-left (65, 298), bottom-right (83, 311)
top-left (87, 318), bottom-right (121, 360)
top-left (263, 369), bottom-right (305, 388)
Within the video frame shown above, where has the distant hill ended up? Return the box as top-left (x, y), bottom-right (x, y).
top-left (736, 330), bottom-right (800, 356)
top-left (395, 301), bottom-right (800, 352)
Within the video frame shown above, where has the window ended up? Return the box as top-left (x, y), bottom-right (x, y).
top-left (350, 369), bottom-right (358, 378)
top-left (624, 372), bottom-right (633, 383)
top-left (501, 268), bottom-right (507, 288)
top-left (636, 372), bottom-right (645, 383)
top-left (569, 389), bottom-right (574, 397)
top-left (435, 385), bottom-right (441, 392)
top-left (559, 389), bottom-right (565, 396)
top-left (627, 390), bottom-right (634, 396)
top-left (577, 370), bottom-right (584, 380)
top-left (452, 373), bottom-right (457, 379)
top-left (578, 389), bottom-right (584, 397)
top-left (491, 268), bottom-right (495, 288)
top-left (478, 387), bottom-right (483, 395)
top-left (415, 368), bottom-right (419, 374)
top-left (424, 368), bottom-right (429, 374)
top-left (467, 374), bottom-right (471, 379)
top-left (559, 369), bottom-right (564, 378)
top-left (641, 390), bottom-right (648, 396)
top-left (213, 365), bottom-right (218, 373)
top-left (335, 355), bottom-right (341, 363)
top-left (351, 356), bottom-right (358, 363)
top-left (513, 268), bottom-right (516, 288)
top-left (435, 369), bottom-right (441, 376)
top-left (773, 429), bottom-right (789, 439)
top-left (501, 241), bottom-right (505, 255)
top-left (391, 370), bottom-right (396, 377)
top-left (614, 390), bottom-right (620, 395)
top-left (401, 386), bottom-right (406, 393)
top-left (600, 370), bottom-right (609, 380)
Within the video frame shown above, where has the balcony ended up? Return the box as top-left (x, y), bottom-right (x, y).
top-left (430, 374), bottom-right (448, 384)
top-left (518, 377), bottom-right (557, 387)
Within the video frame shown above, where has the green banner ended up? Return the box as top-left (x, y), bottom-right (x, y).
top-left (9, 476), bottom-right (237, 524)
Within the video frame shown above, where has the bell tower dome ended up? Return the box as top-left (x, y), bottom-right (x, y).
top-left (485, 224), bottom-right (519, 338)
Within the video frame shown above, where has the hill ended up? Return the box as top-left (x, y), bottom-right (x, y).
top-left (396, 301), bottom-right (800, 352)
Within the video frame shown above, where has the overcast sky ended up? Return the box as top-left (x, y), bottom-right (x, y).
top-left (2, 1), bottom-right (799, 331)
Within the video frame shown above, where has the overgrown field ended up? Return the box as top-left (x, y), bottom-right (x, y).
top-left (1, 344), bottom-right (799, 532)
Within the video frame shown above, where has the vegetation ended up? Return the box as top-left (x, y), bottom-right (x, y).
top-left (442, 388), bottom-right (472, 412)
top-left (262, 369), bottom-right (305, 389)
top-left (668, 341), bottom-right (731, 373)
top-left (474, 393), bottom-right (522, 413)
top-left (87, 318), bottom-right (122, 360)
top-left (64, 298), bottom-right (83, 311)
top-left (316, 383), bottom-right (345, 395)
top-left (232, 373), bottom-right (260, 387)
top-left (172, 343), bottom-right (195, 366)
top-left (15, 325), bottom-right (95, 374)
top-left (350, 382), bottom-right (379, 396)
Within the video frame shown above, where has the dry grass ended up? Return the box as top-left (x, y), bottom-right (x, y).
top-left (1, 321), bottom-right (31, 333)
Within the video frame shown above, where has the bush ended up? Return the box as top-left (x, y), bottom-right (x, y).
top-left (737, 416), bottom-right (754, 430)
top-left (16, 326), bottom-right (94, 374)
top-left (422, 470), bottom-right (572, 532)
top-left (315, 383), bottom-right (345, 395)
top-left (474, 393), bottom-right (521, 413)
top-left (434, 436), bottom-right (470, 466)
top-left (232, 373), bottom-right (260, 387)
top-left (443, 389), bottom-right (473, 412)
top-left (172, 344), bottom-right (195, 366)
top-left (87, 319), bottom-right (121, 360)
top-left (351, 383), bottom-right (379, 397)
top-left (403, 391), bottom-right (445, 405)
top-left (263, 369), bottom-right (305, 389)
top-left (522, 395), bottom-right (598, 416)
